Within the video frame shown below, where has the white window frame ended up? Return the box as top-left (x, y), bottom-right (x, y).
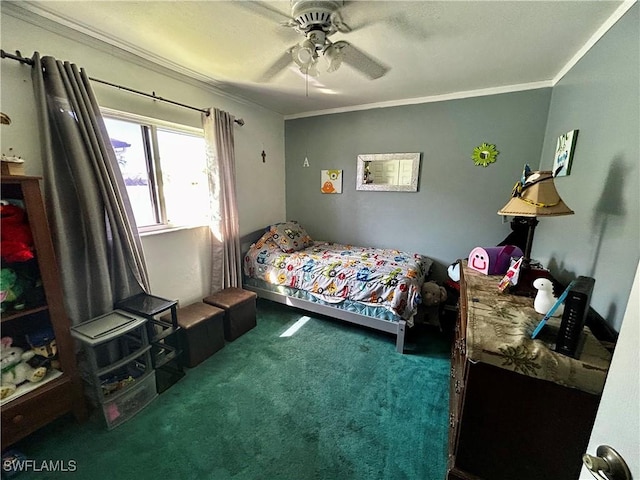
top-left (101, 108), bottom-right (207, 234)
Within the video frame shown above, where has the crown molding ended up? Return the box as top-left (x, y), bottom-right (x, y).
top-left (284, 81), bottom-right (553, 120)
top-left (552, 0), bottom-right (637, 84)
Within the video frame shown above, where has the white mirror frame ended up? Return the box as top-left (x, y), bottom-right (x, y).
top-left (356, 152), bottom-right (421, 192)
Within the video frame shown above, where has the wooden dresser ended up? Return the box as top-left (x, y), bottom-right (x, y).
top-left (447, 262), bottom-right (611, 480)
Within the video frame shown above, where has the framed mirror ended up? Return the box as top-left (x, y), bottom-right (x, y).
top-left (356, 153), bottom-right (421, 192)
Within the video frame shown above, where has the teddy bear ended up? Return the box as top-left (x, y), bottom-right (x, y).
top-left (1, 336), bottom-right (48, 400)
top-left (414, 281), bottom-right (449, 330)
top-left (0, 201), bottom-right (35, 264)
top-left (422, 281), bottom-right (448, 307)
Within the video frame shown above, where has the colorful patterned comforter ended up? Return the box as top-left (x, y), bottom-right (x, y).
top-left (243, 234), bottom-right (432, 321)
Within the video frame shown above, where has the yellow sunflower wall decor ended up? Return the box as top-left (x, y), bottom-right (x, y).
top-left (472, 143), bottom-right (499, 167)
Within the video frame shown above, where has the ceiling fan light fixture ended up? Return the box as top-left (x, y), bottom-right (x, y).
top-left (324, 44), bottom-right (343, 72)
top-left (324, 41), bottom-right (347, 72)
top-left (306, 60), bottom-right (319, 77)
top-left (260, 2), bottom-right (388, 82)
top-left (299, 45), bottom-right (315, 64)
top-left (292, 39), bottom-right (317, 68)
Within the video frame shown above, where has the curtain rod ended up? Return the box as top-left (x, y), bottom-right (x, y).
top-left (1, 49), bottom-right (245, 126)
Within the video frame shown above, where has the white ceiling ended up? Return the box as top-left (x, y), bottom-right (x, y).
top-left (13, 1), bottom-right (628, 117)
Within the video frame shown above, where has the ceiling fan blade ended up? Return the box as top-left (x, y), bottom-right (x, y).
top-left (234, 1), bottom-right (292, 25)
top-left (329, 41), bottom-right (389, 80)
top-left (233, 1), bottom-right (299, 39)
top-left (258, 48), bottom-right (295, 82)
top-left (330, 11), bottom-right (352, 33)
top-left (335, 1), bottom-right (378, 32)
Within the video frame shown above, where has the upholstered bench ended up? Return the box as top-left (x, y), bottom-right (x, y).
top-left (162, 302), bottom-right (225, 368)
top-left (203, 288), bottom-right (257, 341)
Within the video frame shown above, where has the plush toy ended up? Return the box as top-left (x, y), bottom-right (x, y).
top-left (0, 202), bottom-right (34, 264)
top-left (1, 337), bottom-right (47, 400)
top-left (0, 268), bottom-right (26, 313)
top-left (26, 327), bottom-right (60, 371)
top-left (422, 281), bottom-right (448, 307)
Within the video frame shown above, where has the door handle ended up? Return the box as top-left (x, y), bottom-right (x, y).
top-left (582, 445), bottom-right (632, 480)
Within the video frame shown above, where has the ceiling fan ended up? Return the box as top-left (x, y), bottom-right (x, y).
top-left (259, 0), bottom-right (389, 81)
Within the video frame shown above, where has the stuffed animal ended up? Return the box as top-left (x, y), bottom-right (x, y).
top-left (26, 327), bottom-right (60, 370)
top-left (0, 268), bottom-right (26, 313)
top-left (0, 202), bottom-right (34, 264)
top-left (1, 336), bottom-right (47, 400)
top-left (422, 281), bottom-right (448, 307)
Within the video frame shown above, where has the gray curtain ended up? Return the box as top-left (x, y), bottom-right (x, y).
top-left (31, 53), bottom-right (150, 325)
top-left (202, 108), bottom-right (242, 291)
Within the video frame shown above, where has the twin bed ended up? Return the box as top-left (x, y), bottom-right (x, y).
top-left (242, 221), bottom-right (433, 352)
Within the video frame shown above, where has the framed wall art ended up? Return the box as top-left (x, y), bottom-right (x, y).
top-left (553, 130), bottom-right (579, 177)
top-left (321, 170), bottom-right (342, 194)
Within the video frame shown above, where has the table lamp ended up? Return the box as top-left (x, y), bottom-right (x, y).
top-left (498, 166), bottom-right (574, 296)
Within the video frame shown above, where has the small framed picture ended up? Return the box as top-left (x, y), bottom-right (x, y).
top-left (553, 129), bottom-right (579, 177)
top-left (321, 170), bottom-right (342, 194)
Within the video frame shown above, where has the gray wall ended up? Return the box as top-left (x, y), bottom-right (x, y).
top-left (285, 5), bottom-right (639, 331)
top-left (535, 4), bottom-right (639, 331)
top-left (285, 89), bottom-right (552, 280)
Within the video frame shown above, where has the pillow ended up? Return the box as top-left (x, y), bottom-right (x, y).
top-left (253, 231), bottom-right (274, 249)
top-left (269, 221), bottom-right (313, 253)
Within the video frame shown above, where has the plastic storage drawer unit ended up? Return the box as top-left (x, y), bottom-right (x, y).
top-left (71, 310), bottom-right (157, 429)
top-left (101, 371), bottom-right (157, 430)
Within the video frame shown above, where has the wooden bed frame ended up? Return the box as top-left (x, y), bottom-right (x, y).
top-left (241, 230), bottom-right (409, 353)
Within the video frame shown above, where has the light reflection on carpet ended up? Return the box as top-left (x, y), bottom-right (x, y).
top-left (280, 316), bottom-right (312, 337)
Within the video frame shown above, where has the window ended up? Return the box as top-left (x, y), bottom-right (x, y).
top-left (103, 111), bottom-right (210, 232)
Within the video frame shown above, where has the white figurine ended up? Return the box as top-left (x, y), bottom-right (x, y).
top-left (533, 278), bottom-right (564, 317)
top-left (447, 263), bottom-right (460, 282)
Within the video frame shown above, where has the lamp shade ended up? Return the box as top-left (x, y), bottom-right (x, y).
top-left (498, 170), bottom-right (574, 217)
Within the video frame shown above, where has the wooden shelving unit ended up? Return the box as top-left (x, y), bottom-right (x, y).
top-left (1, 175), bottom-right (87, 449)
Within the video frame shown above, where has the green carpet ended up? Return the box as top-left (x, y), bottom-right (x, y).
top-left (9, 299), bottom-right (451, 480)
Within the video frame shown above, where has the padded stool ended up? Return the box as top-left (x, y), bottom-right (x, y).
top-left (203, 288), bottom-right (257, 341)
top-left (162, 302), bottom-right (225, 368)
